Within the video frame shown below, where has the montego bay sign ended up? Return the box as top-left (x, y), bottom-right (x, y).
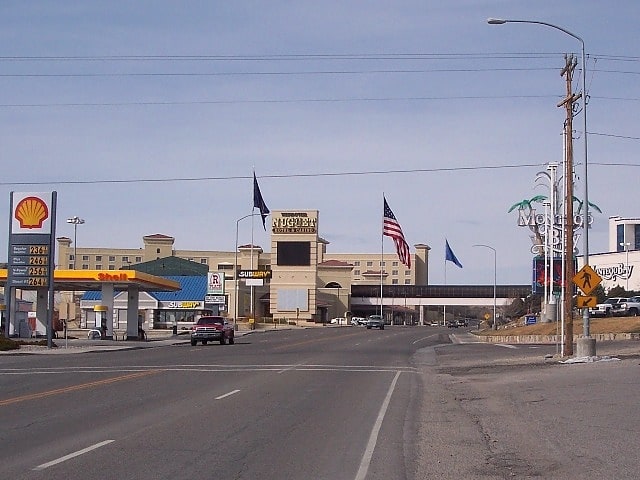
top-left (510, 195), bottom-right (601, 255)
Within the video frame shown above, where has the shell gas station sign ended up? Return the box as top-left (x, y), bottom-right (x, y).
top-left (6, 191), bottom-right (57, 342)
top-left (8, 192), bottom-right (57, 289)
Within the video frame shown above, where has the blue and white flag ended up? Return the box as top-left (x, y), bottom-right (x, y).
top-left (445, 239), bottom-right (463, 268)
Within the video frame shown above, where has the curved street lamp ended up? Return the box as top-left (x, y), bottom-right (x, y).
top-left (66, 216), bottom-right (85, 269)
top-left (473, 244), bottom-right (497, 330)
top-left (620, 242), bottom-right (631, 291)
top-left (234, 213), bottom-right (262, 330)
top-left (488, 17), bottom-right (592, 341)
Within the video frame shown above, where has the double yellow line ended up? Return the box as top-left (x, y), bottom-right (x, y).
top-left (0, 370), bottom-right (160, 407)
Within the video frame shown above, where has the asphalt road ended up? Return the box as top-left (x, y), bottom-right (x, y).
top-left (1, 327), bottom-right (639, 480)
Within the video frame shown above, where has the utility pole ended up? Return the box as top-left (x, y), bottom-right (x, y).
top-left (558, 55), bottom-right (579, 357)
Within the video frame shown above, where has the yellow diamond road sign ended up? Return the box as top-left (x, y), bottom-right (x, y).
top-left (573, 265), bottom-right (602, 296)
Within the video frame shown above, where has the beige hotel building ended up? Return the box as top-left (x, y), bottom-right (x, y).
top-left (56, 210), bottom-right (431, 325)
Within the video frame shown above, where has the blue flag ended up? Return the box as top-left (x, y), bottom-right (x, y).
top-left (445, 239), bottom-right (463, 268)
top-left (253, 173), bottom-right (270, 230)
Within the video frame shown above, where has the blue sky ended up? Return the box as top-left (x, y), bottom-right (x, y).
top-left (1, 1), bottom-right (638, 285)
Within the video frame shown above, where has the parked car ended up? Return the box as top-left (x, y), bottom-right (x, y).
top-left (366, 315), bottom-right (385, 330)
top-left (589, 297), bottom-right (628, 317)
top-left (330, 317), bottom-right (347, 325)
top-left (617, 297), bottom-right (640, 316)
top-left (446, 320), bottom-right (458, 328)
top-left (190, 316), bottom-right (235, 346)
top-left (350, 316), bottom-right (366, 326)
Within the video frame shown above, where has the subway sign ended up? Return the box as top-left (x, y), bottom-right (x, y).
top-left (166, 301), bottom-right (202, 309)
top-left (238, 270), bottom-right (272, 279)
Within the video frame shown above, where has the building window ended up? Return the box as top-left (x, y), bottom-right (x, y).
top-left (135, 256), bottom-right (142, 262)
top-left (354, 269), bottom-right (360, 275)
top-left (109, 256), bottom-right (115, 262)
top-left (156, 248), bottom-right (161, 254)
top-left (82, 264), bottom-right (89, 270)
top-left (393, 261), bottom-right (398, 267)
top-left (392, 279), bottom-right (398, 284)
top-left (405, 270), bottom-right (411, 275)
top-left (69, 254), bottom-right (75, 261)
top-left (404, 279), bottom-right (411, 284)
top-left (122, 256), bottom-right (129, 262)
top-left (96, 255), bottom-right (102, 261)
top-left (82, 255), bottom-right (89, 261)
top-left (108, 265), bottom-right (115, 270)
top-left (218, 264), bottom-right (233, 270)
top-left (617, 224), bottom-right (624, 251)
top-left (200, 258), bottom-right (208, 264)
top-left (380, 261), bottom-right (385, 267)
top-left (68, 264), bottom-right (73, 269)
top-left (96, 264), bottom-right (102, 270)
top-left (366, 261), bottom-right (373, 267)
top-left (354, 261), bottom-right (360, 266)
top-left (392, 270), bottom-right (398, 276)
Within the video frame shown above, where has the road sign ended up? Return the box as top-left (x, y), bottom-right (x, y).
top-left (577, 296), bottom-right (597, 308)
top-left (572, 265), bottom-right (602, 295)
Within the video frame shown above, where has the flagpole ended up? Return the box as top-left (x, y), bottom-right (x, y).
top-left (443, 256), bottom-right (447, 326)
top-left (380, 194), bottom-right (384, 319)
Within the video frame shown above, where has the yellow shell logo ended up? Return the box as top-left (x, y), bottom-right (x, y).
top-left (15, 196), bottom-right (49, 229)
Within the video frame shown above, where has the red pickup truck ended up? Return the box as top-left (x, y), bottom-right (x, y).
top-left (190, 316), bottom-right (235, 346)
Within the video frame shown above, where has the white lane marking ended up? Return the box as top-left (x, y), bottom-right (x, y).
top-left (495, 344), bottom-right (518, 349)
top-left (33, 440), bottom-right (114, 471)
top-left (215, 389), bottom-right (240, 400)
top-left (355, 371), bottom-right (401, 480)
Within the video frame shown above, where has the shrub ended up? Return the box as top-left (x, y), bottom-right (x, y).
top-left (0, 335), bottom-right (19, 351)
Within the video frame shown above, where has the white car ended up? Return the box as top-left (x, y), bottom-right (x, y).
top-left (351, 316), bottom-right (366, 326)
top-left (330, 317), bottom-right (346, 325)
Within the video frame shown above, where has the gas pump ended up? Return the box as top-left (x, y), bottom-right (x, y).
top-left (0, 304), bottom-right (6, 336)
top-left (94, 305), bottom-right (108, 339)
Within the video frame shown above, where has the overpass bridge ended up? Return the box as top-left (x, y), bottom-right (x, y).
top-left (349, 284), bottom-right (532, 324)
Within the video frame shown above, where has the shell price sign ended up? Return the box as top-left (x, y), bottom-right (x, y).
top-left (7, 192), bottom-right (57, 289)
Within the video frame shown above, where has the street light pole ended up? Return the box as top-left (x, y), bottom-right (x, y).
top-left (473, 244), bottom-right (497, 330)
top-left (66, 216), bottom-right (85, 269)
top-left (235, 213), bottom-right (261, 329)
top-left (488, 17), bottom-right (593, 353)
top-left (620, 242), bottom-right (631, 291)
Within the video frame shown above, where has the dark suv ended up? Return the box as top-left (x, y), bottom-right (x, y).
top-left (366, 315), bottom-right (385, 330)
top-left (190, 316), bottom-right (235, 346)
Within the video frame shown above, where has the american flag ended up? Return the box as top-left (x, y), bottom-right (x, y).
top-left (383, 197), bottom-right (411, 268)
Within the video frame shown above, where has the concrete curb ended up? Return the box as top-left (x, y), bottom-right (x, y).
top-left (472, 332), bottom-right (640, 344)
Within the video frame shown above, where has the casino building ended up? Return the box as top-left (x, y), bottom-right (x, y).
top-left (54, 210), bottom-right (431, 330)
top-left (579, 215), bottom-right (640, 292)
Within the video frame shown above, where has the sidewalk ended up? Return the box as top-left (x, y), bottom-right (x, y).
top-left (0, 324), bottom-right (308, 355)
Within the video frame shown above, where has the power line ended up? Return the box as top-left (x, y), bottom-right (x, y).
top-left (0, 95), bottom-right (568, 108)
top-left (1, 161), bottom-right (636, 188)
top-left (0, 67), bottom-right (562, 78)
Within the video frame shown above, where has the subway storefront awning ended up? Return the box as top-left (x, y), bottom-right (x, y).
top-left (0, 269), bottom-right (180, 292)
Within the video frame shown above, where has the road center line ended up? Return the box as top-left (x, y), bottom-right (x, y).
top-left (33, 440), bottom-right (114, 471)
top-left (216, 389), bottom-right (240, 400)
top-left (355, 370), bottom-right (401, 480)
top-left (496, 344), bottom-right (518, 349)
top-left (0, 370), bottom-right (161, 407)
